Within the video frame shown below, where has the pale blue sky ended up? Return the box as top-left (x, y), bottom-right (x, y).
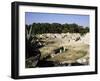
top-left (25, 12), bottom-right (89, 27)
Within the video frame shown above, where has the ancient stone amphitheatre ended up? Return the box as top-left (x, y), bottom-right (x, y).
top-left (35, 33), bottom-right (89, 66)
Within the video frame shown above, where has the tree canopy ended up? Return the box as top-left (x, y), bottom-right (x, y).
top-left (26, 23), bottom-right (89, 35)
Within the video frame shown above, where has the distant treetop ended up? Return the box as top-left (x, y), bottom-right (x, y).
top-left (26, 23), bottom-right (89, 35)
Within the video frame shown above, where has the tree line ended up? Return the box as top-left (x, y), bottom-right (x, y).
top-left (26, 23), bottom-right (89, 35)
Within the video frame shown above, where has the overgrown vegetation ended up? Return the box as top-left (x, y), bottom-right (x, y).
top-left (26, 23), bottom-right (89, 35)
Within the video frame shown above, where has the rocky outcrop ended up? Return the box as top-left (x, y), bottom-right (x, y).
top-left (37, 33), bottom-right (89, 45)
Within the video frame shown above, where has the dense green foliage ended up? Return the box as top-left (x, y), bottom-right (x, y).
top-left (26, 23), bottom-right (89, 35)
